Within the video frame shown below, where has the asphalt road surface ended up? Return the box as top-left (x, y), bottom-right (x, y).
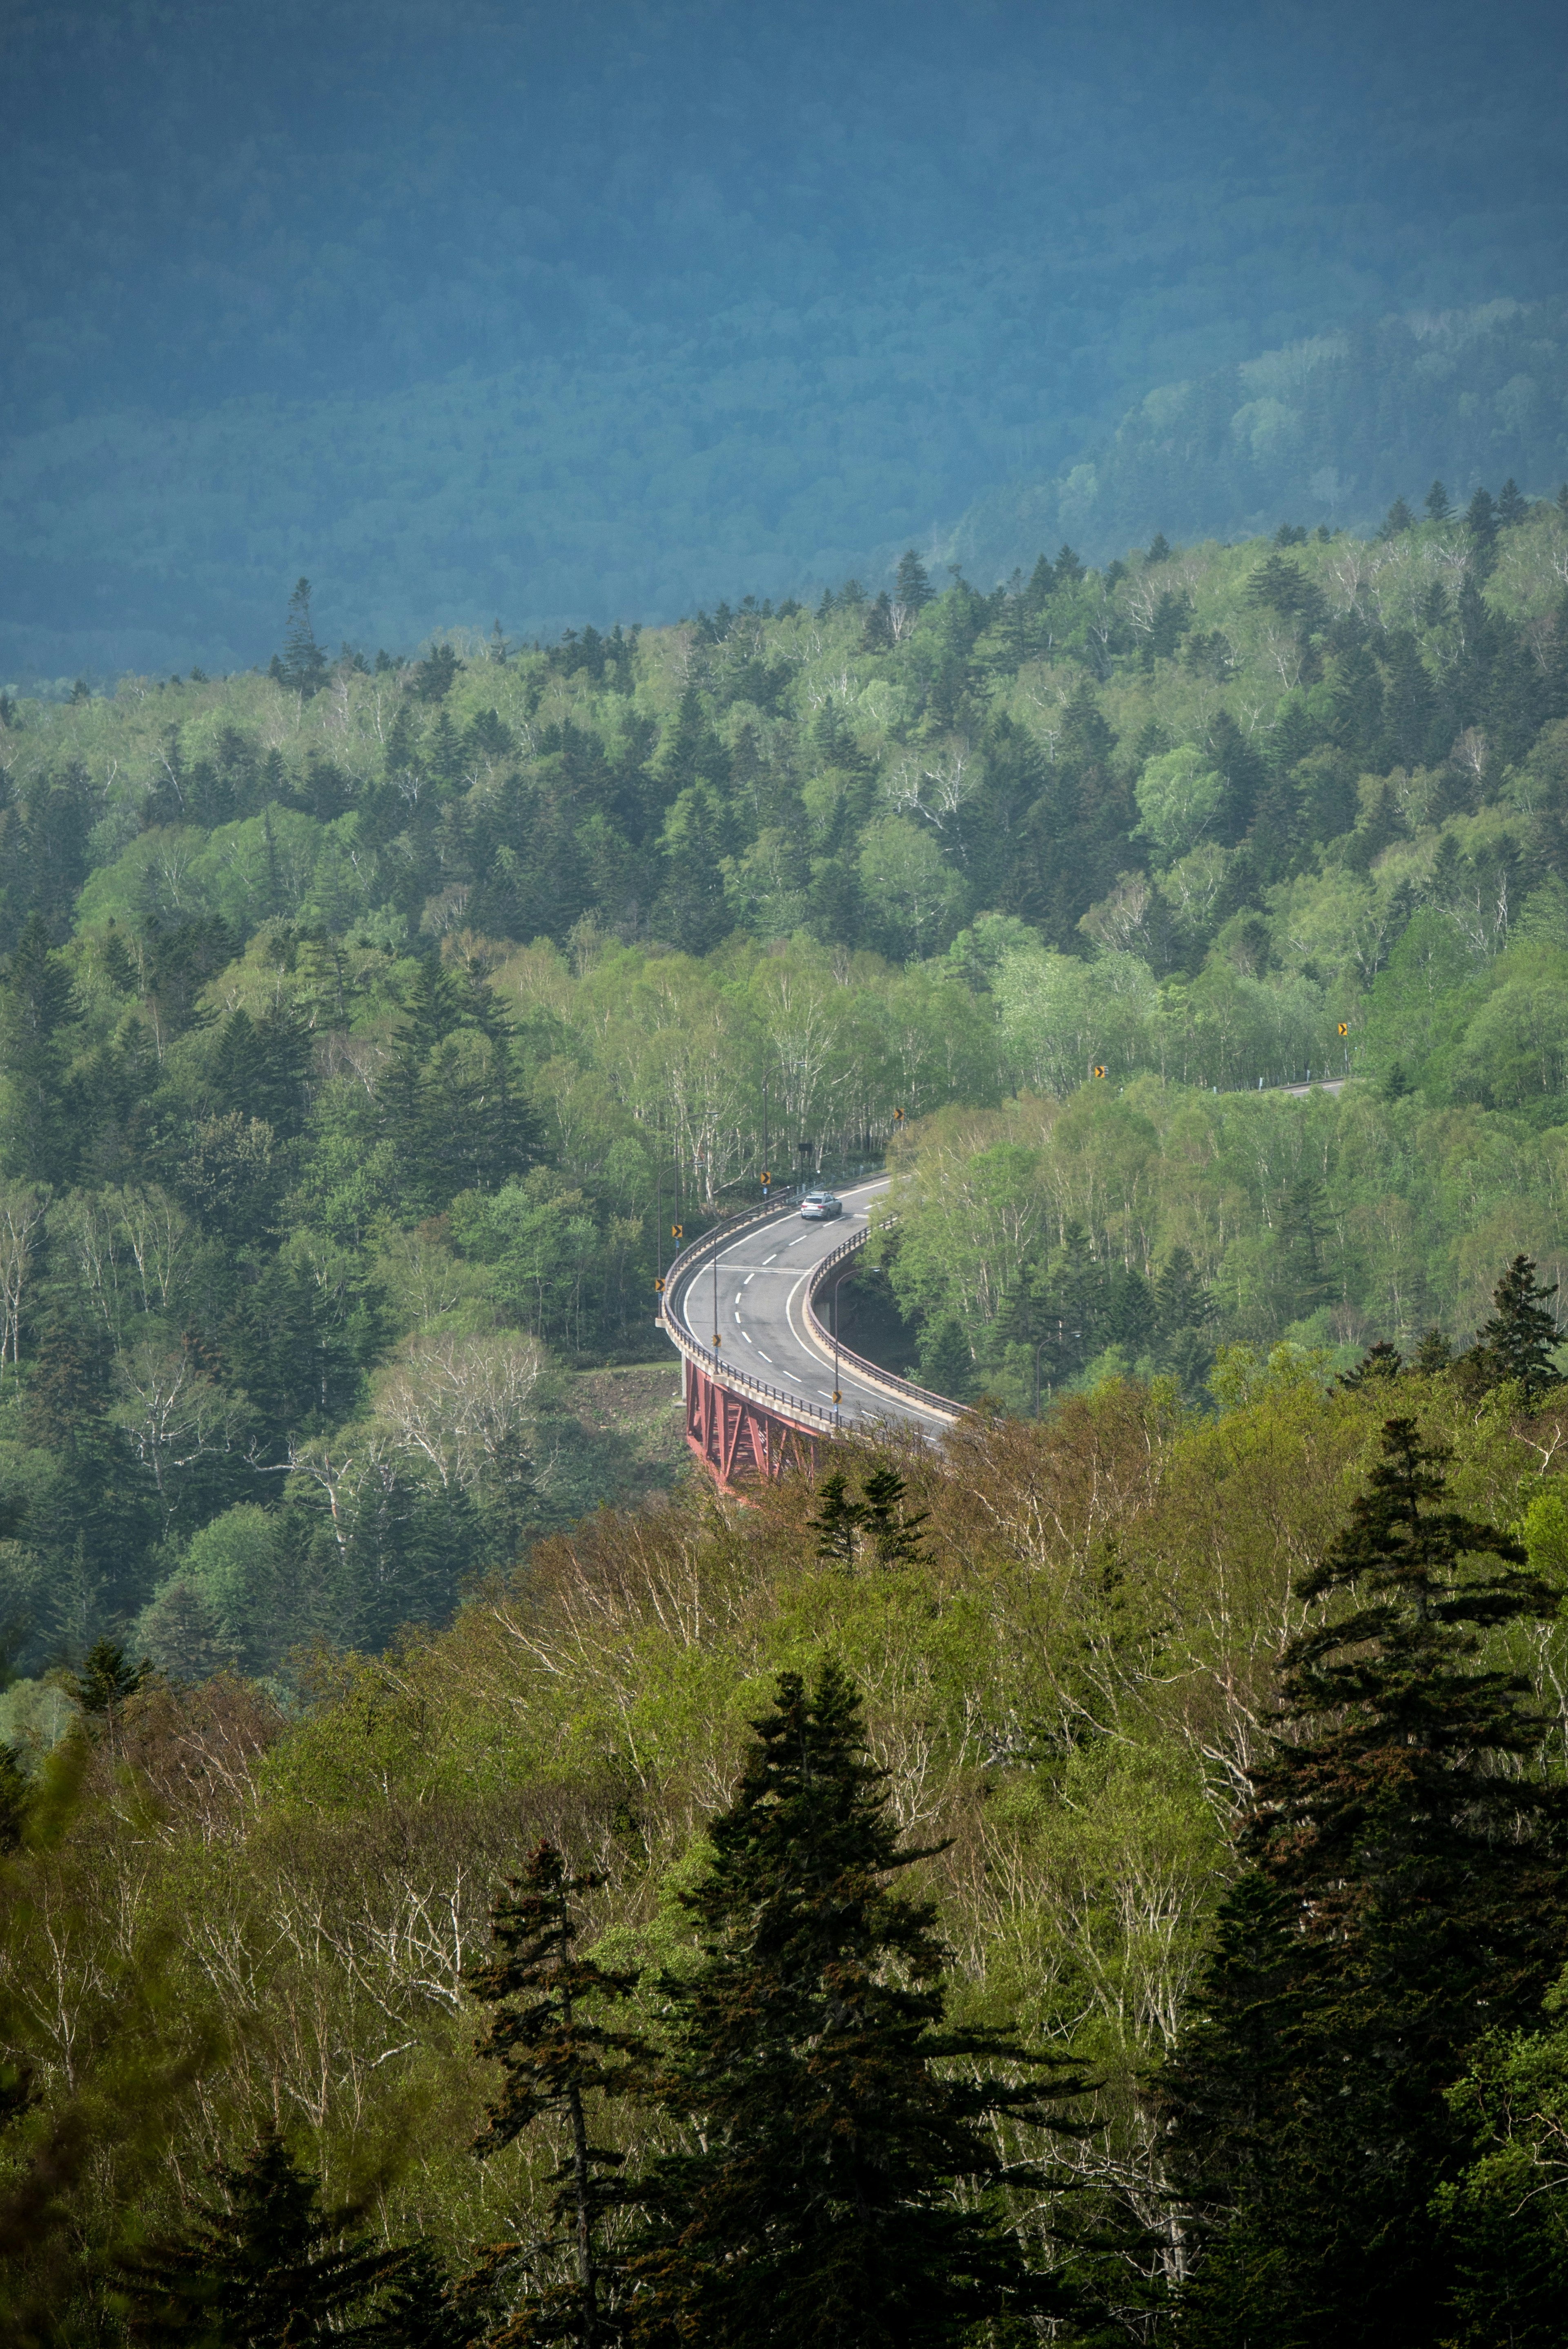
top-left (673, 1179), bottom-right (957, 1438)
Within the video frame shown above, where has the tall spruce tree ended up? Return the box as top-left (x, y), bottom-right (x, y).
top-left (1463, 1252), bottom-right (1563, 1402)
top-left (622, 1663), bottom-right (1090, 2348)
top-left (1163, 1416), bottom-right (1568, 2348)
top-left (806, 1470), bottom-right (864, 1566)
top-left (467, 1841), bottom-right (648, 2348)
top-left (278, 578), bottom-right (329, 698)
top-left (858, 1464), bottom-right (930, 1566)
top-left (122, 2133), bottom-right (409, 2342)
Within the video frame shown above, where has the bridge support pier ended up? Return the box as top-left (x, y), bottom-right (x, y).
top-left (684, 1358), bottom-right (820, 1488)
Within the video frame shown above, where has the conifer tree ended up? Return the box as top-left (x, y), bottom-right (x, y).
top-left (1163, 1417), bottom-right (1568, 2348)
top-left (0, 1741), bottom-right (31, 1852)
top-left (1425, 479), bottom-right (1452, 522)
top-left (278, 579), bottom-right (329, 699)
top-left (466, 1840), bottom-right (648, 2348)
top-left (1497, 477), bottom-right (1529, 527)
top-left (1024, 551), bottom-right (1056, 607)
top-left (122, 2133), bottom-right (407, 2342)
top-left (858, 1463), bottom-right (930, 1565)
top-left (1463, 1253), bottom-right (1563, 1401)
top-left (806, 1469), bottom-right (863, 1566)
top-left (69, 1637), bottom-right (148, 1717)
top-left (623, 1664), bottom-right (1090, 2347)
top-left (1336, 1337), bottom-right (1402, 1387)
top-left (893, 550), bottom-right (933, 610)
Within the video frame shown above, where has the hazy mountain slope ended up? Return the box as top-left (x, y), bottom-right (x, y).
top-left (4, 0), bottom-right (1568, 681)
top-left (944, 299), bottom-right (1568, 579)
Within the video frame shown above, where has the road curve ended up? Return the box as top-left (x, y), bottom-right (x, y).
top-left (670, 1180), bottom-right (956, 1440)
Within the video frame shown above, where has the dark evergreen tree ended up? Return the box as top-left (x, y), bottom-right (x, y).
top-left (1163, 1418), bottom-right (1568, 2349)
top-left (1145, 532), bottom-right (1172, 564)
top-left (69, 1638), bottom-right (149, 1717)
top-left (623, 1665), bottom-right (1089, 2347)
top-left (410, 642), bottom-right (464, 704)
top-left (858, 1464), bottom-right (930, 1566)
top-left (1379, 497), bottom-right (1415, 538)
top-left (0, 912), bottom-right (83, 1184)
top-left (1425, 480), bottom-right (1452, 523)
top-left (1151, 1247), bottom-right (1213, 1391)
top-left (1023, 552), bottom-right (1056, 608)
top-left (806, 1469), bottom-right (864, 1567)
top-left (0, 1742), bottom-right (31, 1852)
top-left (915, 1313), bottom-right (975, 1403)
top-left (860, 591), bottom-right (894, 652)
top-left (381, 959), bottom-right (532, 1211)
top-left (1497, 477), bottom-right (1529, 527)
top-left (1381, 629), bottom-right (1437, 767)
top-left (1464, 485), bottom-right (1499, 572)
top-left (466, 1841), bottom-right (649, 2348)
top-left (1412, 1324), bottom-right (1453, 1372)
top-left (1337, 1337), bottom-right (1402, 1387)
top-left (893, 550), bottom-right (933, 610)
top-left (1461, 1253), bottom-right (1563, 1401)
top-left (278, 579), bottom-right (329, 699)
top-left (122, 2133), bottom-right (406, 2342)
top-left (370, 2245), bottom-right (490, 2348)
top-left (1277, 1172), bottom-right (1334, 1318)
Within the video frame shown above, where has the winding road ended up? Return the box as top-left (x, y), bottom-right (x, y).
top-left (668, 1179), bottom-right (957, 1439)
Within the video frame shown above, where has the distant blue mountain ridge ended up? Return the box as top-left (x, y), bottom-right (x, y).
top-left (4, 296), bottom-right (1566, 695)
top-left (938, 298), bottom-right (1568, 583)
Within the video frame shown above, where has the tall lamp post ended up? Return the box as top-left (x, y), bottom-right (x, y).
top-left (831, 1267), bottom-right (854, 1428)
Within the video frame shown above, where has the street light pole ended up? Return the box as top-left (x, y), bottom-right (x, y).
top-left (831, 1267), bottom-right (854, 1428)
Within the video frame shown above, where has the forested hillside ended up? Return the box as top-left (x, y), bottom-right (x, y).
top-left (7, 1367), bottom-right (1568, 2338)
top-left (4, 488), bottom-right (1568, 1699)
top-left (947, 295), bottom-right (1568, 581)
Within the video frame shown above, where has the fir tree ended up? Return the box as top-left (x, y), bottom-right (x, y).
top-left (1464, 485), bottom-right (1499, 571)
top-left (466, 1841), bottom-right (648, 2348)
top-left (1463, 1253), bottom-right (1562, 1402)
top-left (893, 550), bottom-right (933, 610)
top-left (806, 1469), bottom-right (864, 1566)
top-left (69, 1637), bottom-right (148, 1717)
top-left (122, 2133), bottom-right (407, 2342)
top-left (1425, 479), bottom-right (1452, 523)
top-left (1164, 1418), bottom-right (1568, 2348)
top-left (1379, 497), bottom-right (1415, 538)
top-left (278, 578), bottom-right (329, 699)
top-left (0, 1741), bottom-right (31, 1852)
top-left (1023, 551), bottom-right (1056, 608)
top-left (1337, 1337), bottom-right (1403, 1387)
top-left (1497, 477), bottom-right (1529, 527)
top-left (858, 1464), bottom-right (930, 1566)
top-left (1412, 1324), bottom-right (1453, 1372)
top-left (623, 1664), bottom-right (1090, 2347)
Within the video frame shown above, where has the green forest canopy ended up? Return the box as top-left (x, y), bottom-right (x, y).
top-left (3, 489), bottom-right (1568, 1688)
